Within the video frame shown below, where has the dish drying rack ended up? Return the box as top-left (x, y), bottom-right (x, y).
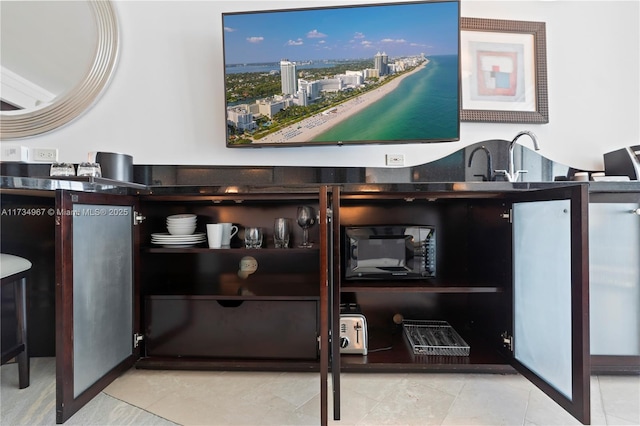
top-left (402, 320), bottom-right (470, 357)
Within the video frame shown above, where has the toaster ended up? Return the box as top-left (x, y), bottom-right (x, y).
top-left (339, 314), bottom-right (368, 355)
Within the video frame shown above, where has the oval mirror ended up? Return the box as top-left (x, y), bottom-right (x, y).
top-left (0, 0), bottom-right (119, 139)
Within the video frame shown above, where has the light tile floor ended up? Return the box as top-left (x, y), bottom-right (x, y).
top-left (1, 358), bottom-right (638, 425)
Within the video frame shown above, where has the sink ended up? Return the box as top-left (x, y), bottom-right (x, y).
top-left (408, 139), bottom-right (572, 183)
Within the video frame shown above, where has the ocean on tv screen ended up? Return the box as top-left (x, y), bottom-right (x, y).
top-left (223, 1), bottom-right (459, 146)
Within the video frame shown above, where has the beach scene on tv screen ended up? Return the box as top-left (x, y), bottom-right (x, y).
top-left (223, 1), bottom-right (459, 146)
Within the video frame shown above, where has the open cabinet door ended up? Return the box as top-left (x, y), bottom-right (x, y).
top-left (55, 190), bottom-right (141, 424)
top-left (510, 185), bottom-right (590, 424)
top-left (318, 186), bottom-right (330, 426)
top-left (330, 186), bottom-right (341, 421)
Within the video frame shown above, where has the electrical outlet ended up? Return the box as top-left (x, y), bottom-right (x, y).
top-left (386, 154), bottom-right (404, 166)
top-left (32, 148), bottom-right (59, 162)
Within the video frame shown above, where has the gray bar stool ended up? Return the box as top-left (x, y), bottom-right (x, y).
top-left (1, 253), bottom-right (31, 388)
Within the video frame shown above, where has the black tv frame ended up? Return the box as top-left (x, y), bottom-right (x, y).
top-left (222, 0), bottom-right (461, 148)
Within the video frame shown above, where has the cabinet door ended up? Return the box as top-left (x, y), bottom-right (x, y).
top-left (589, 194), bottom-right (640, 369)
top-left (318, 186), bottom-right (331, 426)
top-left (329, 186), bottom-right (341, 421)
top-left (55, 191), bottom-right (141, 424)
top-left (511, 185), bottom-right (590, 424)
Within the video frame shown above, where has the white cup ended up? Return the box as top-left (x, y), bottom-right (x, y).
top-left (206, 223), bottom-right (224, 249)
top-left (220, 222), bottom-right (239, 247)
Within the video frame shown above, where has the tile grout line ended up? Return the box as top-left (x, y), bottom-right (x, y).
top-left (440, 375), bottom-right (466, 425)
top-left (594, 375), bottom-right (608, 426)
top-left (100, 391), bottom-right (182, 425)
top-left (521, 388), bottom-right (532, 426)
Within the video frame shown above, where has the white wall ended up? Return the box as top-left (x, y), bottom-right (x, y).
top-left (3, 0), bottom-right (639, 170)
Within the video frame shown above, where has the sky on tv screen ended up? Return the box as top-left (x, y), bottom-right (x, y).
top-left (223, 2), bottom-right (459, 64)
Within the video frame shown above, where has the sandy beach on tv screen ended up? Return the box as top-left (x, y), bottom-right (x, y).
top-left (252, 61), bottom-right (427, 145)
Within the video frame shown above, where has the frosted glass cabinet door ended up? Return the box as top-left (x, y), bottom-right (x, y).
top-left (513, 200), bottom-right (573, 398)
top-left (589, 202), bottom-right (640, 356)
top-left (55, 191), bottom-right (141, 424)
top-left (72, 204), bottom-right (133, 398)
top-left (510, 185), bottom-right (590, 425)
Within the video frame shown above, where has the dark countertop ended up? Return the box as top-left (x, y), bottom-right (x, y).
top-left (0, 176), bottom-right (147, 196)
top-left (1, 175), bottom-right (638, 196)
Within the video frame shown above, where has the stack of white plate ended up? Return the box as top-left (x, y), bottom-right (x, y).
top-left (151, 214), bottom-right (205, 247)
top-left (166, 214), bottom-right (197, 235)
top-left (151, 232), bottom-right (206, 247)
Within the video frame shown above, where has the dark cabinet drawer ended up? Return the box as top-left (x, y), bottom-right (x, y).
top-left (145, 297), bottom-right (319, 360)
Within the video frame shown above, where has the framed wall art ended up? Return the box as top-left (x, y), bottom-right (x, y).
top-left (460, 17), bottom-right (548, 123)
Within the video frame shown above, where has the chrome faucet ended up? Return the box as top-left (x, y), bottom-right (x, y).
top-left (468, 146), bottom-right (494, 181)
top-left (495, 131), bottom-right (540, 182)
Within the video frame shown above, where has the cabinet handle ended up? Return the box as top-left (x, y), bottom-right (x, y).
top-left (217, 300), bottom-right (244, 308)
top-left (633, 208), bottom-right (640, 216)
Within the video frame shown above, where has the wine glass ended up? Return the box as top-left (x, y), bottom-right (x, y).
top-left (297, 206), bottom-right (316, 248)
top-left (273, 218), bottom-right (291, 248)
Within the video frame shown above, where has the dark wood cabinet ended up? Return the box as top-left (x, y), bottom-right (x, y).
top-left (135, 189), bottom-right (328, 365)
top-left (7, 185), bottom-right (330, 424)
top-left (0, 192), bottom-right (56, 357)
top-left (588, 191), bottom-right (640, 373)
top-left (139, 248), bottom-right (323, 366)
top-left (145, 297), bottom-right (319, 360)
top-left (134, 187), bottom-right (332, 426)
top-left (330, 184), bottom-right (591, 424)
top-left (54, 190), bottom-right (142, 423)
top-left (5, 179), bottom-right (638, 426)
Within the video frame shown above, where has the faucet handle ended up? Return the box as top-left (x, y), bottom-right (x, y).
top-left (494, 170), bottom-right (511, 182)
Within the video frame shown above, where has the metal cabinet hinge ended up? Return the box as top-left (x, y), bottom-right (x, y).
top-left (133, 333), bottom-right (144, 348)
top-left (501, 331), bottom-right (513, 352)
top-left (500, 209), bottom-right (512, 223)
top-left (133, 211), bottom-right (146, 225)
top-left (326, 207), bottom-right (333, 219)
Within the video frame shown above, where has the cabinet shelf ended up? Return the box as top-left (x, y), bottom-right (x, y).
top-left (144, 246), bottom-right (320, 254)
top-left (145, 273), bottom-right (321, 298)
top-left (340, 280), bottom-right (504, 294)
top-left (148, 294), bottom-right (319, 302)
top-left (136, 356), bottom-right (320, 372)
top-left (340, 328), bottom-right (511, 373)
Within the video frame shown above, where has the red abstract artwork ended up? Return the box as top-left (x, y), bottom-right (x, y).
top-left (476, 51), bottom-right (518, 97)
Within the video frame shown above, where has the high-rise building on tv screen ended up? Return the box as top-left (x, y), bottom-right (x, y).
top-left (223, 0), bottom-right (460, 148)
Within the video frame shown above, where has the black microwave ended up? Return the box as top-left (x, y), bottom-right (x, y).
top-left (344, 226), bottom-right (436, 279)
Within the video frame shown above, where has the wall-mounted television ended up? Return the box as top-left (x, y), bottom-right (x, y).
top-left (222, 0), bottom-right (460, 148)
